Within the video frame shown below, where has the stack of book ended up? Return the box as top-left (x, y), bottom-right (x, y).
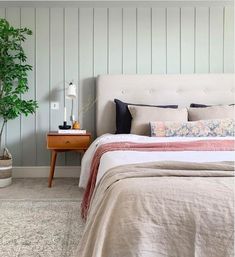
top-left (58, 129), bottom-right (86, 134)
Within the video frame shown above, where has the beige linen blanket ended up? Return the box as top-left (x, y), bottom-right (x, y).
top-left (75, 161), bottom-right (234, 257)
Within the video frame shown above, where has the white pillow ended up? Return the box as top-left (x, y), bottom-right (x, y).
top-left (128, 105), bottom-right (188, 136)
top-left (188, 105), bottom-right (234, 121)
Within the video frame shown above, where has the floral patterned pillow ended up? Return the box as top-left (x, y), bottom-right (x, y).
top-left (150, 119), bottom-right (235, 137)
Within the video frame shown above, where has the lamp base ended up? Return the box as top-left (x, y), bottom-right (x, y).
top-left (59, 121), bottom-right (71, 130)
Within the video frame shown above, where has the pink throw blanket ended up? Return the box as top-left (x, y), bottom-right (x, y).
top-left (81, 139), bottom-right (234, 219)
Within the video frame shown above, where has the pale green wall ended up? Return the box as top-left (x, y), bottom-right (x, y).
top-left (0, 1), bottom-right (234, 166)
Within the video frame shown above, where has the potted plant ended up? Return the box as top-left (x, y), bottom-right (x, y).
top-left (0, 18), bottom-right (38, 187)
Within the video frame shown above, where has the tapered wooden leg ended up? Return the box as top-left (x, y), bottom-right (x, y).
top-left (48, 150), bottom-right (57, 187)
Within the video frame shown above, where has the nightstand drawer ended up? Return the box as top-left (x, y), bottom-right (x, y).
top-left (47, 135), bottom-right (90, 150)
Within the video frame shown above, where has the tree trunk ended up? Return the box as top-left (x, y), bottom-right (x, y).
top-left (0, 120), bottom-right (6, 157)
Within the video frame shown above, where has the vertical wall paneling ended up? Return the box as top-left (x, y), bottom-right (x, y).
top-left (137, 8), bottom-right (151, 73)
top-left (181, 7), bottom-right (195, 73)
top-left (108, 8), bottom-right (122, 74)
top-left (224, 7), bottom-right (234, 72)
top-left (166, 8), bottom-right (181, 73)
top-left (123, 8), bottom-right (137, 74)
top-left (21, 8), bottom-right (36, 166)
top-left (0, 2), bottom-right (233, 167)
top-left (36, 8), bottom-right (50, 165)
top-left (94, 8), bottom-right (108, 76)
top-left (50, 8), bottom-right (65, 165)
top-left (0, 7), bottom-right (5, 152)
top-left (6, 8), bottom-right (21, 165)
top-left (65, 7), bottom-right (79, 165)
top-left (152, 8), bottom-right (166, 74)
top-left (0, 8), bottom-right (6, 153)
top-left (0, 8), bottom-right (5, 17)
top-left (210, 7), bottom-right (224, 72)
top-left (195, 7), bottom-right (209, 73)
top-left (92, 8), bottom-right (108, 135)
top-left (79, 8), bottom-right (95, 135)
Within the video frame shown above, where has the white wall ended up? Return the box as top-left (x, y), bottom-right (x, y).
top-left (0, 1), bottom-right (234, 167)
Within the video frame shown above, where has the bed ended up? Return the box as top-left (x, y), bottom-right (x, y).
top-left (75, 74), bottom-right (234, 257)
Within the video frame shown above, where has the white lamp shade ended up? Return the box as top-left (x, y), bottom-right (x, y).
top-left (67, 83), bottom-right (77, 99)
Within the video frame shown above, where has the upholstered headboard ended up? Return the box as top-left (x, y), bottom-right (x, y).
top-left (96, 74), bottom-right (234, 136)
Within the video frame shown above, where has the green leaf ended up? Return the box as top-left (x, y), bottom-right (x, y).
top-left (0, 18), bottom-right (38, 144)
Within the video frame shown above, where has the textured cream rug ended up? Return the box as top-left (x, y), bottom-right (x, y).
top-left (0, 200), bottom-right (85, 257)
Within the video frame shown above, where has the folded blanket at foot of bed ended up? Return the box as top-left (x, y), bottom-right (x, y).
top-left (76, 160), bottom-right (234, 257)
top-left (81, 139), bottom-right (234, 219)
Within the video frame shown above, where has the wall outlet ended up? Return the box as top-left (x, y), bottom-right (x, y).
top-left (51, 102), bottom-right (59, 110)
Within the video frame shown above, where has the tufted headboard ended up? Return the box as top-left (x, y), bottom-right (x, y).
top-left (96, 74), bottom-right (234, 136)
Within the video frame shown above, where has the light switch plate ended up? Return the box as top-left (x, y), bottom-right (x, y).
top-left (51, 102), bottom-right (59, 110)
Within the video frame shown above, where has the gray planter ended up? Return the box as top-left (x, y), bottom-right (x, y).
top-left (0, 148), bottom-right (12, 187)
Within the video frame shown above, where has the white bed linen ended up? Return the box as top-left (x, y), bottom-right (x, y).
top-left (79, 134), bottom-right (234, 188)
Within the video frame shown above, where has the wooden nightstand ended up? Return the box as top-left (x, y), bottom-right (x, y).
top-left (47, 132), bottom-right (91, 187)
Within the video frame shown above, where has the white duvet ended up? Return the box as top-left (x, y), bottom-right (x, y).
top-left (79, 134), bottom-right (234, 189)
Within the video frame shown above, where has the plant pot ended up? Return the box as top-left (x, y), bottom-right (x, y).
top-left (0, 148), bottom-right (12, 187)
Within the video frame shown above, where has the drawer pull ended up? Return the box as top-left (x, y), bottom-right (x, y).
top-left (65, 141), bottom-right (70, 144)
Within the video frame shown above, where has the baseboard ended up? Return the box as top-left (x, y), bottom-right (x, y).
top-left (12, 166), bottom-right (81, 178)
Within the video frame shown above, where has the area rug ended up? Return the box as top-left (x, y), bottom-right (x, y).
top-left (0, 200), bottom-right (85, 257)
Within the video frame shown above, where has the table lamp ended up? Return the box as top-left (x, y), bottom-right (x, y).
top-left (59, 82), bottom-right (77, 130)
